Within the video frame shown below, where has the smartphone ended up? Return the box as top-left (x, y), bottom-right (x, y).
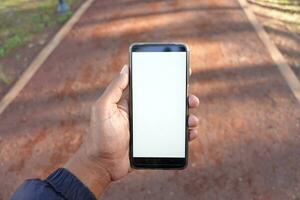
top-left (129, 43), bottom-right (189, 169)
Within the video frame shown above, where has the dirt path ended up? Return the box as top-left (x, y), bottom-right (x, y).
top-left (0, 0), bottom-right (300, 199)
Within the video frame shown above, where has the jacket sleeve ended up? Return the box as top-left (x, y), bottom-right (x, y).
top-left (10, 168), bottom-right (97, 200)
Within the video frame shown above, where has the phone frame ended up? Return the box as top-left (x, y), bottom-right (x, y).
top-left (129, 43), bottom-right (189, 169)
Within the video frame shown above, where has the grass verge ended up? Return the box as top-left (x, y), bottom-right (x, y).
top-left (0, 0), bottom-right (79, 59)
top-left (0, 0), bottom-right (80, 84)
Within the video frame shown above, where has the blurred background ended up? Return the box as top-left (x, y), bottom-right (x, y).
top-left (0, 0), bottom-right (300, 199)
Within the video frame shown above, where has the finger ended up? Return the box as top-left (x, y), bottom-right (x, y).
top-left (128, 167), bottom-right (134, 173)
top-left (188, 114), bottom-right (199, 128)
top-left (188, 95), bottom-right (199, 108)
top-left (121, 84), bottom-right (129, 101)
top-left (118, 87), bottom-right (129, 113)
top-left (188, 129), bottom-right (198, 141)
top-left (189, 67), bottom-right (192, 76)
top-left (100, 65), bottom-right (129, 104)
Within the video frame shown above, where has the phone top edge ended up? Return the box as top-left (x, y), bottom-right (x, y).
top-left (129, 43), bottom-right (189, 52)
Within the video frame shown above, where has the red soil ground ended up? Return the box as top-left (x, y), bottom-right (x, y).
top-left (0, 0), bottom-right (300, 199)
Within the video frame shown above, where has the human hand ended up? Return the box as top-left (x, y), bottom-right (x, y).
top-left (65, 65), bottom-right (200, 197)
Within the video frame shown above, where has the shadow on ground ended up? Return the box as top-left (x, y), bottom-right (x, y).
top-left (0, 0), bottom-right (300, 199)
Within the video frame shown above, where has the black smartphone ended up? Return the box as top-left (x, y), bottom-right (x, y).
top-left (129, 43), bottom-right (189, 169)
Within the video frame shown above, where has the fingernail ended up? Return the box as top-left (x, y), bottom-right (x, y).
top-left (120, 64), bottom-right (128, 74)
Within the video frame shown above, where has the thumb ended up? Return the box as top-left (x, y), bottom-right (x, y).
top-left (101, 65), bottom-right (129, 105)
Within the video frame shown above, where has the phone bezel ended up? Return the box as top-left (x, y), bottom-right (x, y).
top-left (129, 43), bottom-right (189, 169)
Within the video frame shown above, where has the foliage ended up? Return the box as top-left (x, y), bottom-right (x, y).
top-left (0, 65), bottom-right (12, 85)
top-left (0, 0), bottom-right (77, 59)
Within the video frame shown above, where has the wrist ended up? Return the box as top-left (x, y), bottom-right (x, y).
top-left (64, 147), bottom-right (112, 198)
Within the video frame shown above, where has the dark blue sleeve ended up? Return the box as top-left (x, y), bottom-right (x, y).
top-left (10, 168), bottom-right (97, 200)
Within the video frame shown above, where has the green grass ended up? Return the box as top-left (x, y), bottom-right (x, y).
top-left (0, 0), bottom-right (80, 85)
top-left (250, 0), bottom-right (300, 32)
top-left (0, 0), bottom-right (78, 59)
top-left (250, 0), bottom-right (300, 70)
top-left (0, 64), bottom-right (12, 85)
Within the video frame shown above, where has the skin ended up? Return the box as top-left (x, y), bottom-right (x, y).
top-left (65, 65), bottom-right (200, 198)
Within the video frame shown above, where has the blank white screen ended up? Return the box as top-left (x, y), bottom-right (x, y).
top-left (132, 52), bottom-right (186, 158)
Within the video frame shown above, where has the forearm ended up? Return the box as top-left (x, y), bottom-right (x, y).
top-left (64, 147), bottom-right (112, 198)
top-left (10, 167), bottom-right (99, 200)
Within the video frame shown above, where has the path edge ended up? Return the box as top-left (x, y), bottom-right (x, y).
top-left (0, 0), bottom-right (95, 115)
top-left (238, 0), bottom-right (300, 103)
